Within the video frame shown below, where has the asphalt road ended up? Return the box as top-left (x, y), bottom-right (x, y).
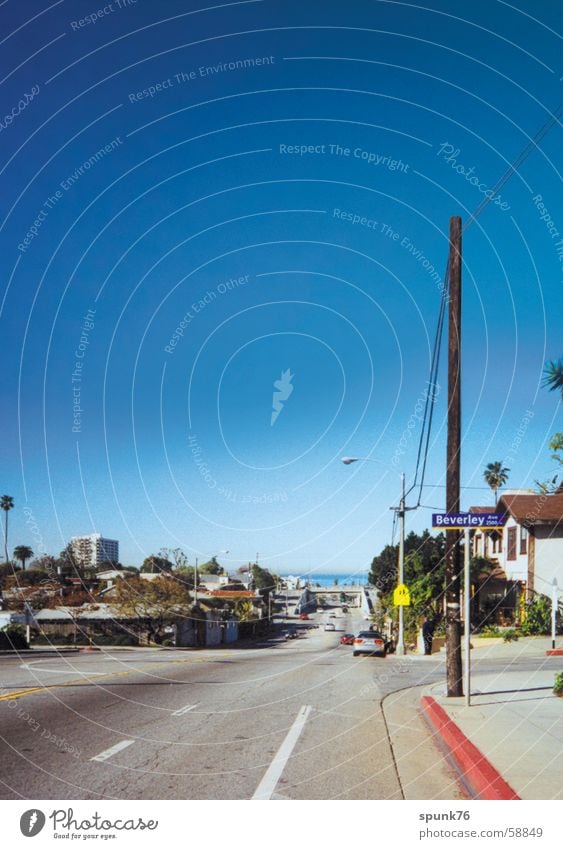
top-left (0, 608), bottom-right (465, 800)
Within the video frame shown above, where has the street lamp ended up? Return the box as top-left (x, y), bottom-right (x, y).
top-left (341, 455), bottom-right (411, 656)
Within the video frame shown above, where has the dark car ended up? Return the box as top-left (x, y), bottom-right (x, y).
top-left (340, 633), bottom-right (355, 645)
top-left (353, 630), bottom-right (387, 657)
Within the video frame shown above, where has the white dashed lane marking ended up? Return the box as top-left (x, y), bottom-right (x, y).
top-left (172, 703), bottom-right (198, 716)
top-left (252, 705), bottom-right (312, 800)
top-left (90, 740), bottom-right (135, 762)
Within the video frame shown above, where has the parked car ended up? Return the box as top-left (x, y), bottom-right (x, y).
top-left (353, 631), bottom-right (387, 657)
top-left (340, 633), bottom-right (355, 645)
top-left (299, 613), bottom-right (310, 620)
top-left (324, 622), bottom-right (336, 631)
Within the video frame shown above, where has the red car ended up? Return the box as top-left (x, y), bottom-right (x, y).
top-left (340, 633), bottom-right (355, 645)
top-left (299, 613), bottom-right (310, 620)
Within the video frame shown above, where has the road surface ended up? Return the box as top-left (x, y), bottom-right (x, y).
top-left (0, 608), bottom-right (460, 799)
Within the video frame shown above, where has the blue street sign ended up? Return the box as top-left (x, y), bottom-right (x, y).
top-left (432, 512), bottom-right (507, 529)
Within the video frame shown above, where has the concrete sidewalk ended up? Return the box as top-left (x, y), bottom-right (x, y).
top-left (419, 638), bottom-right (563, 800)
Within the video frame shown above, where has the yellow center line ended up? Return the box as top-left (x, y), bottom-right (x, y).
top-left (0, 653), bottom-right (233, 702)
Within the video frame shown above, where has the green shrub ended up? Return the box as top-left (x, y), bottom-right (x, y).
top-left (161, 638), bottom-right (174, 647)
top-left (479, 624), bottom-right (500, 637)
top-left (554, 672), bottom-right (563, 697)
top-left (502, 629), bottom-right (519, 643)
top-left (0, 624), bottom-right (29, 650)
top-left (112, 634), bottom-right (139, 646)
top-left (521, 595), bottom-right (551, 636)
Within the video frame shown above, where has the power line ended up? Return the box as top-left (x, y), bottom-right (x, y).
top-left (406, 260), bottom-right (449, 505)
top-left (464, 100), bottom-right (563, 232)
top-left (404, 98), bottom-right (563, 514)
top-left (421, 483), bottom-right (499, 491)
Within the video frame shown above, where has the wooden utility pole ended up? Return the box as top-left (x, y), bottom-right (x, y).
top-left (445, 216), bottom-right (463, 697)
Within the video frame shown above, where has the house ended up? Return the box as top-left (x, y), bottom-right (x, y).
top-left (470, 489), bottom-right (563, 615)
top-left (228, 570), bottom-right (253, 589)
top-left (279, 575), bottom-right (301, 591)
top-left (198, 573), bottom-right (229, 589)
top-left (96, 569), bottom-right (137, 588)
top-left (497, 490), bottom-right (563, 598)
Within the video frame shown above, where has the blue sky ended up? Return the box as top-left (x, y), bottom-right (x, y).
top-left (1, 0), bottom-right (561, 574)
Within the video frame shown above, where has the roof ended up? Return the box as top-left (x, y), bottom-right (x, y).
top-left (34, 604), bottom-right (135, 621)
top-left (208, 590), bottom-right (256, 599)
top-left (96, 570), bottom-right (135, 579)
top-left (499, 492), bottom-right (563, 526)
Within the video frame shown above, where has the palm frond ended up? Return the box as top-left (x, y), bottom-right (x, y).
top-left (542, 358), bottom-right (563, 397)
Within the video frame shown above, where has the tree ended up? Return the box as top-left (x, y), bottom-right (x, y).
top-left (13, 545), bottom-right (33, 570)
top-left (468, 556), bottom-right (498, 626)
top-left (1, 495), bottom-right (14, 564)
top-left (535, 432), bottom-right (563, 494)
top-left (234, 599), bottom-right (254, 621)
top-left (542, 357), bottom-right (563, 398)
top-left (370, 530), bottom-right (446, 637)
top-left (140, 555), bottom-right (173, 574)
top-left (96, 559), bottom-right (124, 572)
top-left (483, 461), bottom-right (510, 501)
top-left (112, 574), bottom-right (191, 643)
top-left (251, 564), bottom-right (276, 593)
top-left (200, 556), bottom-right (224, 575)
top-left (369, 543), bottom-right (400, 596)
top-left (0, 561), bottom-right (21, 581)
top-left (2, 580), bottom-right (51, 611)
top-left (520, 594), bottom-right (551, 635)
top-left (48, 587), bottom-right (96, 608)
top-left (159, 548), bottom-right (189, 570)
top-left (174, 566), bottom-right (196, 588)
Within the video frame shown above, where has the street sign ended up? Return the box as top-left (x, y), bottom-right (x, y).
top-left (432, 512), bottom-right (506, 530)
top-left (393, 584), bottom-right (410, 606)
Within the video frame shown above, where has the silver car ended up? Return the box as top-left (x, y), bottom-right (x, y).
top-left (353, 630), bottom-right (386, 657)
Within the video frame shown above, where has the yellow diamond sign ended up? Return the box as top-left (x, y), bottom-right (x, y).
top-left (393, 584), bottom-right (411, 606)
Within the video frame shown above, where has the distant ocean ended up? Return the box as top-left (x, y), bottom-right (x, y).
top-left (278, 572), bottom-right (369, 587)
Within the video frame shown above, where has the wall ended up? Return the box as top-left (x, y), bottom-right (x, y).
top-left (205, 614), bottom-right (223, 647)
top-left (533, 526), bottom-right (563, 596)
top-left (500, 515), bottom-right (528, 582)
top-left (223, 618), bottom-right (239, 643)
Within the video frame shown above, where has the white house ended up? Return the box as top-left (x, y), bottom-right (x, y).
top-left (198, 573), bottom-right (229, 589)
top-left (470, 489), bottom-right (563, 601)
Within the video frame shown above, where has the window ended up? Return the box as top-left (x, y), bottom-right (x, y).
top-left (520, 526), bottom-right (528, 555)
top-left (507, 526), bottom-right (517, 561)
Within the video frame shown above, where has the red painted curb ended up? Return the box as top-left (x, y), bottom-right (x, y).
top-left (546, 649), bottom-right (563, 656)
top-left (421, 695), bottom-right (520, 800)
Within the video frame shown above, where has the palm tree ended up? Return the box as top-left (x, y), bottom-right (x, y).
top-left (483, 462), bottom-right (510, 501)
top-left (1, 495), bottom-right (14, 563)
top-left (13, 545), bottom-right (33, 570)
top-left (542, 357), bottom-right (563, 399)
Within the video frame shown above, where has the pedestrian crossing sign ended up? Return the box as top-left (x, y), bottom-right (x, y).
top-left (393, 584), bottom-right (411, 606)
